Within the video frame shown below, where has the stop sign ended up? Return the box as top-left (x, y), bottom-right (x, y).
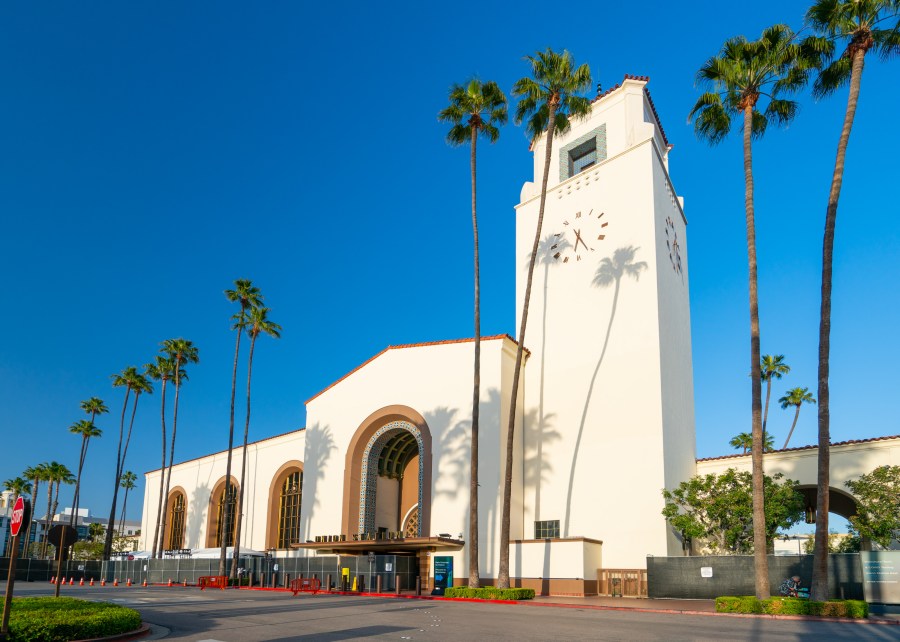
top-left (10, 496), bottom-right (29, 537)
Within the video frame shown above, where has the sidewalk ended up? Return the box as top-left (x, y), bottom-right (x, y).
top-left (530, 595), bottom-right (715, 613)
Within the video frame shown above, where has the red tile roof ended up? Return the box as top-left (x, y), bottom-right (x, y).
top-left (696, 434), bottom-right (900, 463)
top-left (305, 334), bottom-right (526, 404)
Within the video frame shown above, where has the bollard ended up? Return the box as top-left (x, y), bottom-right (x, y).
top-left (284, 573), bottom-right (290, 588)
top-left (415, 576), bottom-right (421, 596)
top-left (376, 575), bottom-right (382, 594)
top-left (359, 575), bottom-right (365, 593)
top-left (326, 574), bottom-right (332, 592)
top-left (395, 576), bottom-right (401, 595)
top-left (271, 573), bottom-right (276, 589)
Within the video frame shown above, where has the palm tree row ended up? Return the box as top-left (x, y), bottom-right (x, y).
top-left (440, 49), bottom-right (592, 589)
top-left (221, 280), bottom-right (282, 578)
top-left (690, 0), bottom-right (899, 599)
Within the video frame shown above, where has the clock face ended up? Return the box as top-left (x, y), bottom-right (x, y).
top-left (665, 216), bottom-right (683, 275)
top-left (551, 209), bottom-right (609, 264)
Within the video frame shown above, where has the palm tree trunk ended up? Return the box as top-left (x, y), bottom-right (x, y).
top-left (29, 479), bottom-right (40, 556)
top-left (220, 326), bottom-right (243, 576)
top-left (152, 378), bottom-right (168, 559)
top-left (762, 378), bottom-right (772, 434)
top-left (105, 392), bottom-right (138, 559)
top-left (42, 479), bottom-right (53, 558)
top-left (119, 488), bottom-right (129, 536)
top-left (231, 334), bottom-right (258, 579)
top-left (159, 360), bottom-right (182, 557)
top-left (743, 104), bottom-right (768, 598)
top-left (468, 125), bottom-right (481, 589)
top-left (499, 101), bottom-right (558, 589)
top-left (104, 388), bottom-right (131, 559)
top-left (811, 46), bottom-right (865, 603)
top-left (70, 437), bottom-right (88, 528)
top-left (782, 405), bottom-right (801, 450)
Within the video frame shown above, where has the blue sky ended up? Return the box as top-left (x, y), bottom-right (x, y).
top-left (1, 1), bottom-right (897, 524)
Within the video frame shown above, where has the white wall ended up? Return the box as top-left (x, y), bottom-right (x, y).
top-left (303, 336), bottom-right (521, 578)
top-left (139, 429), bottom-right (305, 552)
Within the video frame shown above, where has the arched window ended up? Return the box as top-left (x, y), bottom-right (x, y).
top-left (168, 493), bottom-right (186, 549)
top-left (214, 482), bottom-right (238, 548)
top-left (277, 471), bottom-right (303, 548)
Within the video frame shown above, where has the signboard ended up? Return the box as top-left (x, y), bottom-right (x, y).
top-left (700, 567), bottom-right (713, 578)
top-left (861, 551), bottom-right (900, 605)
top-left (432, 556), bottom-right (453, 596)
top-left (10, 497), bottom-right (30, 537)
top-left (385, 563), bottom-right (393, 572)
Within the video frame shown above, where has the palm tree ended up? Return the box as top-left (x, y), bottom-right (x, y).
top-left (67, 420), bottom-right (102, 528)
top-left (49, 464), bottom-right (75, 526)
top-left (158, 338), bottom-right (199, 560)
top-left (729, 431), bottom-right (775, 453)
top-left (40, 461), bottom-right (65, 558)
top-left (3, 477), bottom-right (32, 500)
top-left (779, 387), bottom-right (816, 449)
top-left (501, 48), bottom-right (592, 589)
top-left (438, 78), bottom-right (508, 589)
top-left (220, 281), bottom-right (261, 576)
top-left (760, 355), bottom-right (791, 433)
top-left (73, 398), bottom-right (108, 520)
top-left (803, 0), bottom-right (900, 603)
top-left (23, 463), bottom-right (48, 556)
top-left (103, 367), bottom-right (153, 559)
top-left (689, 24), bottom-right (810, 599)
top-left (230, 306), bottom-right (282, 578)
top-left (146, 355), bottom-right (177, 558)
top-left (118, 471), bottom-right (137, 536)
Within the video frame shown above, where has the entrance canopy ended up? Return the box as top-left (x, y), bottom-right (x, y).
top-left (292, 536), bottom-right (463, 556)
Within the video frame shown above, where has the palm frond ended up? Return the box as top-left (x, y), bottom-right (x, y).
top-left (764, 99), bottom-right (799, 127)
top-left (812, 55), bottom-right (852, 97)
top-left (750, 109), bottom-right (769, 139)
top-left (874, 21), bottom-right (900, 59)
top-left (689, 94), bottom-right (731, 145)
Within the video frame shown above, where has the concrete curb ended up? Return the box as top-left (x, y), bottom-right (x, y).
top-left (75, 623), bottom-right (152, 642)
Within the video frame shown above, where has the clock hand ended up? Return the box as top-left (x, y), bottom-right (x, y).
top-left (574, 229), bottom-right (588, 252)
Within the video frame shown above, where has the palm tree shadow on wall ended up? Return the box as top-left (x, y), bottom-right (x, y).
top-left (563, 246), bottom-right (647, 536)
top-left (302, 424), bottom-right (336, 542)
top-left (186, 483), bottom-right (208, 548)
top-left (530, 234), bottom-right (571, 524)
top-left (428, 407), bottom-right (464, 503)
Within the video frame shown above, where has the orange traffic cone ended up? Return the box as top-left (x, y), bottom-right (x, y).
top-left (183, 579), bottom-right (187, 587)
top-left (113, 578), bottom-right (119, 587)
top-left (69, 578), bottom-right (74, 586)
top-left (90, 578), bottom-right (94, 586)
top-left (142, 579), bottom-right (147, 587)
top-left (126, 578), bottom-right (132, 587)
top-left (79, 578), bottom-right (84, 586)
top-left (101, 578), bottom-right (106, 587)
top-left (50, 576), bottom-right (55, 584)
top-left (167, 578), bottom-right (172, 587)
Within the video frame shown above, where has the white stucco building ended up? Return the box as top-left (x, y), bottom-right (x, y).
top-left (139, 76), bottom-right (696, 595)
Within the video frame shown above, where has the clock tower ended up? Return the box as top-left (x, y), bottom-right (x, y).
top-left (515, 76), bottom-right (695, 568)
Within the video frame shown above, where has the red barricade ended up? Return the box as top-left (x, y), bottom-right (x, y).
top-left (198, 575), bottom-right (228, 590)
top-left (290, 577), bottom-right (321, 596)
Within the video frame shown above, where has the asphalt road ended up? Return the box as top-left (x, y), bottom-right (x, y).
top-left (8, 584), bottom-right (899, 641)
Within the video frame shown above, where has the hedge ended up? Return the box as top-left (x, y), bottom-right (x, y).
top-left (715, 596), bottom-right (868, 619)
top-left (444, 587), bottom-right (535, 600)
top-left (3, 597), bottom-right (142, 642)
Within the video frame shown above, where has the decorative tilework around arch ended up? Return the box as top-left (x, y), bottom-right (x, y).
top-left (358, 420), bottom-right (424, 536)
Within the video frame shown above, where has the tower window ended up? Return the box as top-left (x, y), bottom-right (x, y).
top-left (559, 124), bottom-right (607, 182)
top-left (569, 141), bottom-right (597, 175)
top-left (534, 520), bottom-right (560, 539)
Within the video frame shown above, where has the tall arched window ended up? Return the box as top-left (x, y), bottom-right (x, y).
top-left (214, 482), bottom-right (237, 548)
top-left (168, 492), bottom-right (186, 549)
top-left (277, 471), bottom-right (302, 548)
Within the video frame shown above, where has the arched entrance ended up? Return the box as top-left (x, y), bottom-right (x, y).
top-left (795, 485), bottom-right (858, 521)
top-left (359, 421), bottom-right (423, 536)
top-left (341, 405), bottom-right (432, 539)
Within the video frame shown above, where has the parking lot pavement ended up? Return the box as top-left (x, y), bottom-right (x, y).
top-left (7, 583), bottom-right (897, 641)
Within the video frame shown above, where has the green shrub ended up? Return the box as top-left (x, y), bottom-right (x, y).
top-left (228, 577), bottom-right (251, 587)
top-left (4, 597), bottom-right (142, 642)
top-left (444, 587), bottom-right (535, 600)
top-left (715, 595), bottom-right (868, 619)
